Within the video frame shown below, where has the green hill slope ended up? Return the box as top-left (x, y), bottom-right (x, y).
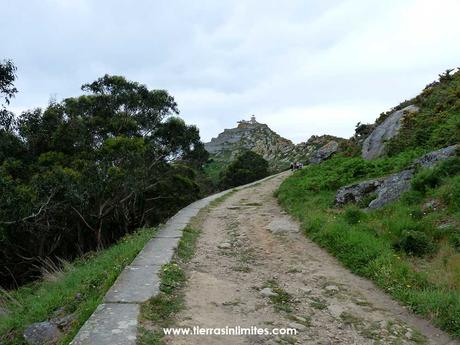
top-left (277, 69), bottom-right (460, 338)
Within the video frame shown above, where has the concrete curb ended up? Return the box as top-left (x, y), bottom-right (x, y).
top-left (70, 173), bottom-right (285, 344)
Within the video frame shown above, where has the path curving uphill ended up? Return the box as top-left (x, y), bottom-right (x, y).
top-left (165, 172), bottom-right (458, 345)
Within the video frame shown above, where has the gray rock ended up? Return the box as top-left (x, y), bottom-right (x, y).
top-left (288, 322), bottom-right (307, 331)
top-left (422, 199), bottom-right (441, 212)
top-left (413, 144), bottom-right (459, 169)
top-left (362, 105), bottom-right (419, 160)
top-left (266, 218), bottom-right (298, 233)
top-left (23, 321), bottom-right (62, 345)
top-left (260, 287), bottom-right (278, 297)
top-left (309, 141), bottom-right (339, 164)
top-left (437, 223), bottom-right (455, 230)
top-left (217, 242), bottom-right (232, 249)
top-left (368, 169), bottom-right (414, 209)
top-left (324, 285), bottom-right (340, 293)
top-left (299, 287), bottom-right (312, 294)
top-left (52, 313), bottom-right (76, 329)
top-left (336, 144), bottom-right (459, 209)
top-left (335, 179), bottom-right (383, 206)
top-left (293, 315), bottom-right (308, 323)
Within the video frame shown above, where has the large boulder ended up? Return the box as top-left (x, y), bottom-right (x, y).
top-left (336, 145), bottom-right (459, 209)
top-left (335, 179), bottom-right (383, 206)
top-left (309, 141), bottom-right (339, 164)
top-left (368, 170), bottom-right (414, 209)
top-left (362, 105), bottom-right (419, 160)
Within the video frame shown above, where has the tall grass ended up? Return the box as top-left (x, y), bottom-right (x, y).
top-left (0, 228), bottom-right (155, 344)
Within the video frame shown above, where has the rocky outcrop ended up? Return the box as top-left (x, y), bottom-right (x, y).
top-left (204, 117), bottom-right (302, 171)
top-left (367, 169), bottom-right (414, 209)
top-left (205, 117), bottom-right (345, 171)
top-left (412, 144), bottom-right (459, 168)
top-left (336, 144), bottom-right (459, 209)
top-left (362, 105), bottom-right (419, 160)
top-left (335, 179), bottom-right (382, 206)
top-left (309, 141), bottom-right (339, 164)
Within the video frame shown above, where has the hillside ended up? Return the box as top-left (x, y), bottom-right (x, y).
top-left (204, 116), bottom-right (344, 180)
top-left (277, 68), bottom-right (460, 338)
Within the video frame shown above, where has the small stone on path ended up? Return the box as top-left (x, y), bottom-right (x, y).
top-left (260, 287), bottom-right (278, 297)
top-left (325, 285), bottom-right (339, 292)
top-left (288, 322), bottom-right (307, 331)
top-left (217, 242), bottom-right (232, 249)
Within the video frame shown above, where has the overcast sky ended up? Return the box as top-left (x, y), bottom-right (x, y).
top-left (3, 0), bottom-right (460, 143)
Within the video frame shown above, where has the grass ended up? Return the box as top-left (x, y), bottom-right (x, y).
top-left (0, 227), bottom-right (156, 345)
top-left (386, 69), bottom-right (460, 156)
top-left (264, 279), bottom-right (295, 313)
top-left (276, 153), bottom-right (460, 338)
top-left (138, 226), bottom-right (201, 345)
top-left (309, 297), bottom-right (328, 310)
top-left (203, 151), bottom-right (232, 186)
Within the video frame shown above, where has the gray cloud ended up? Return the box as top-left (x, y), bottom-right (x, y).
top-left (3, 0), bottom-right (460, 143)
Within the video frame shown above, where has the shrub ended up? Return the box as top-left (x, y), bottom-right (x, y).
top-left (438, 156), bottom-right (460, 176)
top-left (440, 175), bottom-right (460, 210)
top-left (412, 168), bottom-right (441, 193)
top-left (449, 233), bottom-right (460, 251)
top-left (219, 150), bottom-right (269, 188)
top-left (394, 230), bottom-right (434, 256)
top-left (343, 206), bottom-right (365, 225)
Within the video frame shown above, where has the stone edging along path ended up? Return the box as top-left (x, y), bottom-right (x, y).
top-left (70, 173), bottom-right (284, 345)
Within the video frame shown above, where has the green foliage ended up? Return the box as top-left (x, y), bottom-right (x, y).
top-left (412, 157), bottom-right (460, 193)
top-left (0, 74), bottom-right (208, 288)
top-left (219, 150), bottom-right (269, 189)
top-left (277, 151), bottom-right (460, 338)
top-left (159, 263), bottom-right (185, 295)
top-left (393, 230), bottom-right (434, 256)
top-left (343, 206), bottom-right (366, 225)
top-left (387, 69), bottom-right (460, 155)
top-left (139, 227), bottom-right (202, 345)
top-left (177, 227), bottom-right (201, 263)
top-left (449, 233), bottom-right (460, 251)
top-left (412, 169), bottom-right (442, 193)
top-left (0, 59), bottom-right (17, 107)
top-left (0, 228), bottom-right (155, 344)
top-left (440, 175), bottom-right (460, 210)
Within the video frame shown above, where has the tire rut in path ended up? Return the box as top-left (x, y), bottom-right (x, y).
top-left (166, 172), bottom-right (458, 345)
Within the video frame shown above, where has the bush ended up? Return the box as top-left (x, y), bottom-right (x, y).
top-left (449, 233), bottom-right (460, 251)
top-left (219, 150), bottom-right (269, 188)
top-left (394, 230), bottom-right (434, 256)
top-left (386, 69), bottom-right (460, 155)
top-left (343, 206), bottom-right (365, 225)
top-left (438, 156), bottom-right (460, 176)
top-left (440, 175), bottom-right (460, 210)
top-left (412, 168), bottom-right (441, 193)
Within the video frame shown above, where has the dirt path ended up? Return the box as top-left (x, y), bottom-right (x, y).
top-left (166, 172), bottom-right (458, 345)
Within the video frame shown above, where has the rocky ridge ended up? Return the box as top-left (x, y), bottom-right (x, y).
top-left (204, 116), bottom-right (344, 171)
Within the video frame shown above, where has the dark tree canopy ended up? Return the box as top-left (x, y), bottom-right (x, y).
top-left (0, 73), bottom-right (209, 287)
top-left (219, 150), bottom-right (269, 189)
top-left (0, 59), bottom-right (17, 106)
